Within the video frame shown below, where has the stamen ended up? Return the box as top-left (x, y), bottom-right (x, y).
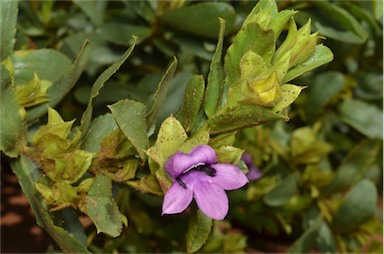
top-left (177, 178), bottom-right (187, 189)
top-left (195, 165), bottom-right (216, 177)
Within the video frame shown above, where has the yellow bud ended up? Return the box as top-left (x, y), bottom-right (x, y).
top-left (240, 72), bottom-right (282, 107)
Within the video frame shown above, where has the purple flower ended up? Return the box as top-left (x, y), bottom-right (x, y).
top-left (241, 153), bottom-right (262, 181)
top-left (162, 145), bottom-right (248, 220)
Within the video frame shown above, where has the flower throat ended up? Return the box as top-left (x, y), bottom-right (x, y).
top-left (176, 165), bottom-right (216, 189)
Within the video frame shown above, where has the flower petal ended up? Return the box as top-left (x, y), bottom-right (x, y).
top-left (164, 152), bottom-right (194, 179)
top-left (162, 182), bottom-right (193, 215)
top-left (210, 164), bottom-right (249, 190)
top-left (187, 172), bottom-right (229, 220)
top-left (189, 145), bottom-right (216, 166)
top-left (164, 145), bottom-right (217, 179)
top-left (247, 166), bottom-right (262, 181)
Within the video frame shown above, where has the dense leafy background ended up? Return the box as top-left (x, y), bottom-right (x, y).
top-left (1, 0), bottom-right (382, 253)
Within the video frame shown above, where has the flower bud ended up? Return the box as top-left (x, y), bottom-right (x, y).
top-left (240, 72), bottom-right (282, 107)
top-left (289, 19), bottom-right (318, 68)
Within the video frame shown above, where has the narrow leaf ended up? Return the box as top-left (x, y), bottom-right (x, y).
top-left (80, 39), bottom-right (136, 135)
top-left (108, 99), bottom-right (148, 160)
top-left (146, 57), bottom-right (178, 128)
top-left (178, 75), bottom-right (205, 132)
top-left (204, 18), bottom-right (225, 118)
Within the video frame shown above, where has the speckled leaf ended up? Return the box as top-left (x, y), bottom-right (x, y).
top-left (146, 116), bottom-right (188, 169)
top-left (85, 174), bottom-right (123, 237)
top-left (178, 75), bottom-right (205, 132)
top-left (272, 84), bottom-right (304, 113)
top-left (208, 105), bottom-right (286, 134)
top-left (108, 99), bottom-right (148, 160)
top-left (81, 113), bottom-right (118, 153)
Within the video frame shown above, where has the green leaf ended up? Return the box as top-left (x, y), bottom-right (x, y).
top-left (204, 18), bottom-right (225, 118)
top-left (12, 49), bottom-right (72, 85)
top-left (186, 207), bottom-right (213, 253)
top-left (283, 44), bottom-right (334, 83)
top-left (160, 2), bottom-right (236, 39)
top-left (272, 84), bottom-right (304, 113)
top-left (10, 156), bottom-right (90, 253)
top-left (80, 40), bottom-right (136, 135)
top-left (108, 99), bottom-right (148, 160)
top-left (338, 99), bottom-right (383, 139)
top-left (263, 172), bottom-right (299, 207)
top-left (126, 175), bottom-right (164, 196)
top-left (290, 127), bottom-right (332, 165)
top-left (27, 40), bottom-right (91, 122)
top-left (146, 116), bottom-right (188, 170)
top-left (0, 0), bottom-right (18, 60)
top-left (178, 75), bottom-right (205, 132)
top-left (325, 139), bottom-right (381, 194)
top-left (332, 179), bottom-right (378, 232)
top-left (225, 22), bottom-right (275, 86)
top-left (100, 22), bottom-right (151, 45)
top-left (288, 215), bottom-right (322, 253)
top-left (81, 113), bottom-right (118, 153)
top-left (85, 174), bottom-right (123, 237)
top-left (305, 71), bottom-right (345, 116)
top-left (146, 57), bottom-right (178, 128)
top-left (72, 0), bottom-right (106, 26)
top-left (0, 64), bottom-right (25, 157)
top-left (208, 105), bottom-right (286, 134)
top-left (313, 1), bottom-right (368, 44)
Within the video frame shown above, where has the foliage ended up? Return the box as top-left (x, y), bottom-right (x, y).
top-left (0, 0), bottom-right (382, 253)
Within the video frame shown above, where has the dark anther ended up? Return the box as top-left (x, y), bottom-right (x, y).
top-left (194, 165), bottom-right (216, 177)
top-left (177, 178), bottom-right (187, 189)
